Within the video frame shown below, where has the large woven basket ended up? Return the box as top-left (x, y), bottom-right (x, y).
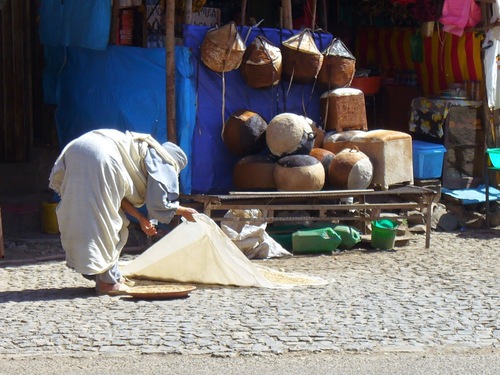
top-left (200, 22), bottom-right (246, 73)
top-left (317, 38), bottom-right (356, 89)
top-left (240, 36), bottom-right (282, 89)
top-left (281, 29), bottom-right (323, 84)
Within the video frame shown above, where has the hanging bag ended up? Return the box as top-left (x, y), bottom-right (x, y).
top-left (281, 29), bottom-right (323, 84)
top-left (317, 38), bottom-right (356, 89)
top-left (240, 35), bottom-right (282, 89)
top-left (200, 22), bottom-right (246, 73)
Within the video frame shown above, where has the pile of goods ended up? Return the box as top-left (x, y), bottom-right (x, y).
top-left (199, 24), bottom-right (412, 193)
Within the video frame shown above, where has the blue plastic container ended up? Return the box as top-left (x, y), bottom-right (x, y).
top-left (412, 140), bottom-right (447, 179)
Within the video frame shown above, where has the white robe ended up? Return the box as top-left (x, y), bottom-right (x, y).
top-left (49, 129), bottom-right (170, 275)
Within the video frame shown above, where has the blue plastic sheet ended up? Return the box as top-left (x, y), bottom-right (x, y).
top-left (39, 0), bottom-right (111, 50)
top-left (442, 185), bottom-right (500, 204)
top-left (53, 45), bottom-right (196, 194)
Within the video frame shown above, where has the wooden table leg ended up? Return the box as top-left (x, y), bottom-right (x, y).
top-left (425, 198), bottom-right (432, 249)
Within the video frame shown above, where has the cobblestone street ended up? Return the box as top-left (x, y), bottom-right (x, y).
top-left (1, 229), bottom-right (499, 360)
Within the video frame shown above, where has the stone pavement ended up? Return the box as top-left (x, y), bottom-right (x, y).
top-left (0, 229), bottom-right (499, 358)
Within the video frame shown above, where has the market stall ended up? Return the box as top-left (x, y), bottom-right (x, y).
top-left (33, 0), bottom-right (500, 237)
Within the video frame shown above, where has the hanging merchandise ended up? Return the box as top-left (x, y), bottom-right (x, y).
top-left (118, 9), bottom-right (135, 46)
top-left (492, 0), bottom-right (500, 23)
top-left (240, 36), bottom-right (282, 89)
top-left (410, 32), bottom-right (423, 63)
top-left (200, 22), bottom-right (246, 73)
top-left (200, 22), bottom-right (247, 140)
top-left (281, 29), bottom-right (324, 84)
top-left (147, 20), bottom-right (164, 48)
top-left (317, 38), bottom-right (356, 89)
top-left (482, 27), bottom-right (500, 110)
top-left (439, 0), bottom-right (481, 37)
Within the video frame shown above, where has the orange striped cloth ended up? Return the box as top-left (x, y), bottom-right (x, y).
top-left (355, 27), bottom-right (483, 96)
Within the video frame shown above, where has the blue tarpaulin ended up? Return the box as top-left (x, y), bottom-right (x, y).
top-left (442, 185), bottom-right (500, 204)
top-left (46, 24), bottom-right (334, 195)
top-left (39, 0), bottom-right (111, 50)
top-left (52, 45), bottom-right (195, 193)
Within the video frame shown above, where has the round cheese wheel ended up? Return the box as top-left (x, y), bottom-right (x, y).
top-left (274, 155), bottom-right (325, 191)
top-left (223, 110), bottom-right (267, 157)
top-left (266, 113), bottom-right (315, 158)
top-left (233, 155), bottom-right (276, 190)
top-left (328, 148), bottom-right (373, 190)
top-left (309, 148), bottom-right (335, 181)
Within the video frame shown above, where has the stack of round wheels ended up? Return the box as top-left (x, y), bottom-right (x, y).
top-left (274, 155), bottom-right (325, 191)
top-left (233, 155), bottom-right (277, 190)
top-left (328, 147), bottom-right (373, 190)
top-left (266, 113), bottom-right (315, 158)
top-left (309, 148), bottom-right (335, 182)
top-left (222, 110), bottom-right (268, 156)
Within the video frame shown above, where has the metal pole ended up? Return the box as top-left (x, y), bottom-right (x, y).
top-left (166, 0), bottom-right (177, 143)
top-left (310, 0), bottom-right (317, 30)
top-left (282, 0), bottom-right (292, 30)
top-left (184, 0), bottom-right (193, 25)
top-left (241, 0), bottom-right (247, 25)
top-left (320, 0), bottom-right (327, 31)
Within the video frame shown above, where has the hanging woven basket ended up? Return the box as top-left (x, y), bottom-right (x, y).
top-left (200, 22), bottom-right (246, 73)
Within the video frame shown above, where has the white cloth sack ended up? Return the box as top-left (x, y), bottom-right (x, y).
top-left (122, 214), bottom-right (328, 288)
top-left (220, 209), bottom-right (292, 259)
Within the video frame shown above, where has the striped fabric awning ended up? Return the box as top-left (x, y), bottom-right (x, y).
top-left (355, 27), bottom-right (483, 96)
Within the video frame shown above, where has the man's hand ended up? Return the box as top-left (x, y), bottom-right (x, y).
top-left (176, 206), bottom-right (198, 222)
top-left (139, 216), bottom-right (157, 236)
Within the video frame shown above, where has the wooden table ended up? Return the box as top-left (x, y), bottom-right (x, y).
top-left (183, 185), bottom-right (437, 248)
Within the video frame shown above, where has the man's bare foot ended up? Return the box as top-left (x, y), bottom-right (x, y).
top-left (95, 281), bottom-right (130, 296)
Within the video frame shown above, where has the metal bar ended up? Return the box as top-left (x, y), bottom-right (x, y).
top-left (184, 0), bottom-right (193, 25)
top-left (208, 203), bottom-right (427, 211)
top-left (166, 0), bottom-right (177, 143)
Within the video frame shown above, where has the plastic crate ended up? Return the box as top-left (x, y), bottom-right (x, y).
top-left (292, 227), bottom-right (342, 254)
top-left (412, 140), bottom-right (447, 179)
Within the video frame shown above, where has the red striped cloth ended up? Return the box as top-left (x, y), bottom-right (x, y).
top-left (355, 27), bottom-right (483, 96)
